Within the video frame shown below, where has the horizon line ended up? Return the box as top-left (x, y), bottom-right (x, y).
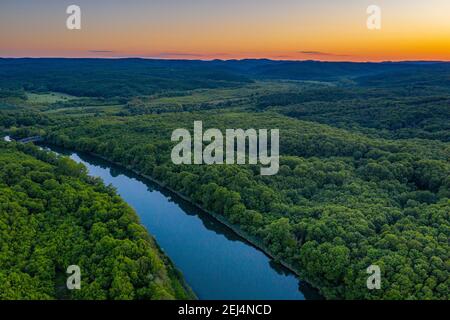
top-left (1, 56), bottom-right (449, 64)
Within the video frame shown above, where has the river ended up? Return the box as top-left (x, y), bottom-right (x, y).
top-left (11, 137), bottom-right (321, 300)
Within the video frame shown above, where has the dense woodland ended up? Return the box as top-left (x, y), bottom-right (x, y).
top-left (0, 142), bottom-right (193, 300)
top-left (0, 59), bottom-right (449, 300)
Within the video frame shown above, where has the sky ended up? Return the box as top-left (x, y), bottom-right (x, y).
top-left (1, 0), bottom-right (450, 61)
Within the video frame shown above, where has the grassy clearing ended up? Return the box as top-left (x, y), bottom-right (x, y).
top-left (44, 104), bottom-right (125, 116)
top-left (26, 92), bottom-right (77, 105)
top-left (144, 81), bottom-right (330, 105)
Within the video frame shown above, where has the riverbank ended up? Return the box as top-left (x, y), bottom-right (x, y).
top-left (42, 142), bottom-right (324, 299)
top-left (0, 137), bottom-right (197, 300)
top-left (62, 149), bottom-right (198, 300)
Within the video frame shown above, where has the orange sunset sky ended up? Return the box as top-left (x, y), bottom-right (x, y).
top-left (1, 0), bottom-right (450, 61)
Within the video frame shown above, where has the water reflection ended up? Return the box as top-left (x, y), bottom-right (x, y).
top-left (43, 144), bottom-right (322, 300)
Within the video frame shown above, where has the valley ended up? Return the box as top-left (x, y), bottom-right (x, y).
top-left (1, 59), bottom-right (449, 300)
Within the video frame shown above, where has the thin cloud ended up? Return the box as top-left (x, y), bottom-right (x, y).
top-left (88, 50), bottom-right (115, 53)
top-left (298, 51), bottom-right (350, 57)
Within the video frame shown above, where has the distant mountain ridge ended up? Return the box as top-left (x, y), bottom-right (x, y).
top-left (1, 58), bottom-right (450, 97)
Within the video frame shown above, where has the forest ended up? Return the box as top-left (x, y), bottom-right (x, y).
top-left (0, 58), bottom-right (449, 300)
top-left (0, 141), bottom-right (194, 300)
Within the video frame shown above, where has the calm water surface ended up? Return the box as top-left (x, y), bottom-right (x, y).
top-left (45, 145), bottom-right (321, 300)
